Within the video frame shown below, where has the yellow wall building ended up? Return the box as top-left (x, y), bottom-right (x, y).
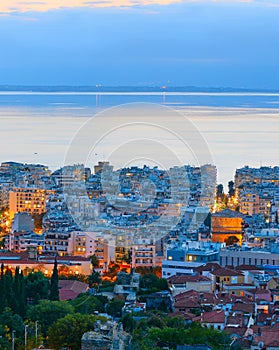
top-left (211, 209), bottom-right (243, 245)
top-left (9, 188), bottom-right (54, 219)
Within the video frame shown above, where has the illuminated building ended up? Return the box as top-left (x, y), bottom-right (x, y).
top-left (211, 209), bottom-right (244, 245)
top-left (9, 188), bottom-right (54, 219)
top-left (132, 239), bottom-right (157, 268)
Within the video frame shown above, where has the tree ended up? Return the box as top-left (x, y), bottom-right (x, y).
top-left (228, 180), bottom-right (235, 197)
top-left (90, 254), bottom-right (99, 268)
top-left (27, 300), bottom-right (74, 336)
top-left (31, 213), bottom-right (44, 231)
top-left (216, 184), bottom-right (224, 199)
top-left (106, 298), bottom-right (125, 317)
top-left (0, 264), bottom-right (8, 312)
top-left (204, 212), bottom-right (212, 229)
top-left (48, 314), bottom-right (104, 350)
top-left (132, 320), bottom-right (231, 350)
top-left (122, 313), bottom-right (136, 333)
top-left (155, 278), bottom-right (169, 291)
top-left (139, 274), bottom-right (168, 292)
top-left (14, 267), bottom-right (26, 316)
top-left (4, 270), bottom-right (16, 313)
top-left (140, 274), bottom-right (158, 289)
top-left (225, 235), bottom-right (239, 246)
top-left (25, 272), bottom-right (49, 304)
top-left (88, 270), bottom-right (101, 288)
top-left (70, 293), bottom-right (105, 314)
top-left (0, 308), bottom-right (24, 349)
top-left (49, 258), bottom-right (59, 301)
top-left (123, 249), bottom-right (132, 264)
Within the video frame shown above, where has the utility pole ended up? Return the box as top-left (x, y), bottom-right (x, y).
top-left (35, 320), bottom-right (38, 346)
top-left (12, 330), bottom-right (16, 350)
top-left (24, 325), bottom-right (28, 350)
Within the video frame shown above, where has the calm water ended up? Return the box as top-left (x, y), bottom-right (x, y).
top-left (0, 91), bottom-right (279, 185)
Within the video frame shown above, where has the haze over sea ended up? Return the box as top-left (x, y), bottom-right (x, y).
top-left (1, 91), bottom-right (279, 186)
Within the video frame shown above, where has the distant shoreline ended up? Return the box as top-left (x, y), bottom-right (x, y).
top-left (0, 85), bottom-right (279, 94)
top-left (1, 91), bottom-right (279, 97)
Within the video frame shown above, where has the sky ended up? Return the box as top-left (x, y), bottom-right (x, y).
top-left (0, 0), bottom-right (279, 88)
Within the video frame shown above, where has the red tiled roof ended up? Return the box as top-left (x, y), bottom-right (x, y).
top-left (200, 310), bottom-right (226, 324)
top-left (257, 313), bottom-right (272, 323)
top-left (227, 314), bottom-right (246, 327)
top-left (175, 298), bottom-right (200, 310)
top-left (168, 275), bottom-right (211, 284)
top-left (58, 280), bottom-right (88, 300)
top-left (211, 267), bottom-right (243, 277)
top-left (267, 340), bottom-right (279, 347)
top-left (214, 292), bottom-right (251, 305)
top-left (175, 290), bottom-right (218, 306)
top-left (195, 263), bottom-right (221, 274)
top-left (224, 327), bottom-right (247, 337)
top-left (253, 329), bottom-right (279, 347)
top-left (232, 302), bottom-right (255, 314)
top-left (175, 290), bottom-right (200, 300)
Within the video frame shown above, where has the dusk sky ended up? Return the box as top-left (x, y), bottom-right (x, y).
top-left (1, 0), bottom-right (279, 89)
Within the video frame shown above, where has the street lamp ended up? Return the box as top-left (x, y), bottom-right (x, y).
top-left (24, 325), bottom-right (28, 350)
top-left (12, 330), bottom-right (16, 350)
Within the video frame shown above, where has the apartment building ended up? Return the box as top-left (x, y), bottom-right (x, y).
top-left (9, 188), bottom-right (54, 219)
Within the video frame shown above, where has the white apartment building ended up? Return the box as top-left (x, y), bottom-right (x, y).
top-left (132, 239), bottom-right (157, 268)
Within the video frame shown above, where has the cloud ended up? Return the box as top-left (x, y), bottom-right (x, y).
top-left (0, 0), bottom-right (278, 13)
top-left (0, 0), bottom-right (180, 13)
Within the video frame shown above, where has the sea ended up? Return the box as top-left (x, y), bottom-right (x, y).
top-left (0, 91), bottom-right (279, 186)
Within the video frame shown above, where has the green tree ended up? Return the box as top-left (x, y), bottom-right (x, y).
top-left (139, 274), bottom-right (168, 292)
top-left (4, 270), bottom-right (16, 312)
top-left (0, 308), bottom-right (25, 349)
top-left (0, 307), bottom-right (24, 335)
top-left (155, 278), bottom-right (169, 291)
top-left (90, 254), bottom-right (99, 268)
top-left (88, 270), bottom-right (101, 288)
top-left (0, 264), bottom-right (8, 312)
top-left (49, 258), bottom-right (59, 301)
top-left (134, 323), bottom-right (231, 350)
top-left (106, 298), bottom-right (125, 317)
top-left (48, 313), bottom-right (104, 350)
top-left (18, 269), bottom-right (27, 316)
top-left (140, 274), bottom-right (158, 289)
top-left (27, 300), bottom-right (74, 336)
top-left (25, 272), bottom-right (49, 304)
top-left (70, 293), bottom-right (105, 314)
top-left (14, 267), bottom-right (26, 316)
top-left (0, 326), bottom-right (10, 350)
top-left (122, 313), bottom-right (136, 333)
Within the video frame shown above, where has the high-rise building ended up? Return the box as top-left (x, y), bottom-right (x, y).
top-left (9, 188), bottom-right (54, 219)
